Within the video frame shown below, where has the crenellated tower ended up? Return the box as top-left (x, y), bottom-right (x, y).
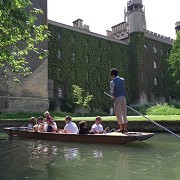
top-left (175, 21), bottom-right (180, 32)
top-left (125, 0), bottom-right (146, 33)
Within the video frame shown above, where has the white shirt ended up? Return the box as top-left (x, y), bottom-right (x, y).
top-left (64, 122), bottom-right (79, 134)
top-left (91, 124), bottom-right (104, 133)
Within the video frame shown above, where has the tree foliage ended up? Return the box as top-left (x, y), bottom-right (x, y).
top-left (168, 31), bottom-right (180, 98)
top-left (72, 85), bottom-right (94, 116)
top-left (0, 0), bottom-right (48, 82)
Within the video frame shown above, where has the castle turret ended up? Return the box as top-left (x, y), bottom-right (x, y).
top-left (175, 21), bottom-right (180, 32)
top-left (125, 0), bottom-right (146, 33)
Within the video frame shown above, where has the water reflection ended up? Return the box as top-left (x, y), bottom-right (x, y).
top-left (93, 149), bottom-right (103, 158)
top-left (0, 133), bottom-right (180, 180)
top-left (27, 141), bottom-right (58, 162)
top-left (63, 147), bottom-right (80, 160)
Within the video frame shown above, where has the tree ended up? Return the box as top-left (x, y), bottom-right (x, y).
top-left (168, 31), bottom-right (180, 99)
top-left (72, 85), bottom-right (94, 116)
top-left (0, 0), bottom-right (48, 82)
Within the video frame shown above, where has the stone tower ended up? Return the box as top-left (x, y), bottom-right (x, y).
top-left (125, 0), bottom-right (146, 33)
top-left (175, 21), bottom-right (180, 32)
top-left (127, 0), bottom-right (146, 103)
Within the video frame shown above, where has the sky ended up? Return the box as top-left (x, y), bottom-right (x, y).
top-left (47, 0), bottom-right (180, 39)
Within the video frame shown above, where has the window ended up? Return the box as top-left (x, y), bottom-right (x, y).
top-left (154, 77), bottom-right (158, 86)
top-left (153, 61), bottom-right (157, 69)
top-left (86, 56), bottom-right (89, 63)
top-left (153, 47), bottom-right (157, 53)
top-left (57, 68), bottom-right (61, 78)
top-left (97, 57), bottom-right (100, 65)
top-left (57, 33), bottom-right (61, 40)
top-left (86, 72), bottom-right (89, 81)
top-left (72, 52), bottom-right (76, 61)
top-left (72, 35), bottom-right (76, 43)
top-left (57, 50), bottom-right (61, 60)
top-left (98, 76), bottom-right (101, 82)
top-left (58, 87), bottom-right (62, 98)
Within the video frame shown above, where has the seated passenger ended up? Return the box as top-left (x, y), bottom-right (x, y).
top-left (91, 116), bottom-right (109, 134)
top-left (44, 111), bottom-right (53, 122)
top-left (63, 116), bottom-right (78, 134)
top-left (37, 116), bottom-right (45, 132)
top-left (79, 121), bottom-right (90, 134)
top-left (27, 117), bottom-right (37, 130)
top-left (44, 112), bottom-right (57, 132)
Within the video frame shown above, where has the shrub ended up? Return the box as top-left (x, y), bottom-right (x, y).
top-left (146, 103), bottom-right (180, 115)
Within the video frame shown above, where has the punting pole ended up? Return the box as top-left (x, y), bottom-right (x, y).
top-left (104, 92), bottom-right (180, 138)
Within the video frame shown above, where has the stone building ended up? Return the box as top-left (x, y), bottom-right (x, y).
top-left (0, 0), bottom-right (49, 112)
top-left (0, 0), bottom-right (178, 112)
top-left (48, 0), bottom-right (176, 111)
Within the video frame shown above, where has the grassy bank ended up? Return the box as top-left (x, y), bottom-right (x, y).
top-left (0, 103), bottom-right (179, 121)
top-left (0, 115), bottom-right (180, 122)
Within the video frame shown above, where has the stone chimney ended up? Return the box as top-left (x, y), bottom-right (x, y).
top-left (72, 19), bottom-right (83, 28)
top-left (106, 30), bottom-right (112, 37)
top-left (72, 19), bottom-right (90, 31)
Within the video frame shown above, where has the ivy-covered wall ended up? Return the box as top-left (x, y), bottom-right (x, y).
top-left (129, 32), bottom-right (145, 103)
top-left (48, 22), bottom-right (172, 110)
top-left (142, 37), bottom-right (172, 101)
top-left (48, 24), bottom-right (130, 110)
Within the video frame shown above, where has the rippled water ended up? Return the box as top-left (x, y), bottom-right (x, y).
top-left (0, 133), bottom-right (180, 180)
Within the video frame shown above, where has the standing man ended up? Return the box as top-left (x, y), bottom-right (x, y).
top-left (110, 68), bottom-right (128, 132)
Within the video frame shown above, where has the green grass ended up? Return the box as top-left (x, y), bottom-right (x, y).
top-left (53, 115), bottom-right (180, 121)
top-left (1, 115), bottom-right (179, 122)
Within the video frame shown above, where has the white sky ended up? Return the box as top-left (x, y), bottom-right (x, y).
top-left (47, 0), bottom-right (180, 39)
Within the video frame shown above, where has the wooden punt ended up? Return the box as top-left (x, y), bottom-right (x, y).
top-left (3, 127), bottom-right (154, 145)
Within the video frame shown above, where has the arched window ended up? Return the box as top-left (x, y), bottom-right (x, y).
top-left (153, 47), bottom-right (157, 53)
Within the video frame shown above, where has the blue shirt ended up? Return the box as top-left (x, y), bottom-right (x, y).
top-left (110, 76), bottom-right (126, 98)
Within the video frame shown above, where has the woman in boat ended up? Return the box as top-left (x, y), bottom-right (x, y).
top-left (79, 121), bottom-right (90, 134)
top-left (91, 116), bottom-right (109, 134)
top-left (63, 116), bottom-right (78, 134)
top-left (44, 111), bottom-right (57, 132)
top-left (37, 116), bottom-right (45, 132)
top-left (27, 117), bottom-right (37, 131)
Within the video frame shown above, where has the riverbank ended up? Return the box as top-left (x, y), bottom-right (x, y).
top-left (1, 119), bottom-right (180, 133)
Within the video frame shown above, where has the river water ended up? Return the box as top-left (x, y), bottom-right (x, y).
top-left (0, 133), bottom-right (180, 180)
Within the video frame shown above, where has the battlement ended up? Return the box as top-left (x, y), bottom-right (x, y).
top-left (106, 22), bottom-right (129, 40)
top-left (127, 0), bottom-right (142, 6)
top-left (175, 21), bottom-right (180, 27)
top-left (144, 30), bottom-right (173, 45)
top-left (175, 21), bottom-right (180, 32)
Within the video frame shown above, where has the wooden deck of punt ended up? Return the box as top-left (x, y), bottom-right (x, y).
top-left (3, 127), bottom-right (154, 145)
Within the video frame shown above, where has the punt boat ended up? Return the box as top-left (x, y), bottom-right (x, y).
top-left (3, 127), bottom-right (154, 145)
